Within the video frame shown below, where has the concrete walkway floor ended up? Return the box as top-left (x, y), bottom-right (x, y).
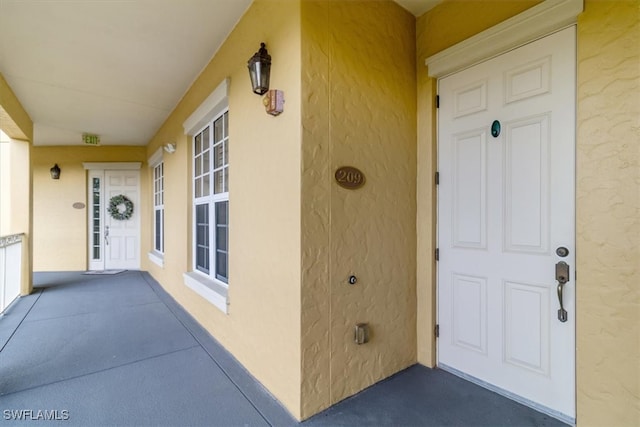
top-left (0, 271), bottom-right (568, 426)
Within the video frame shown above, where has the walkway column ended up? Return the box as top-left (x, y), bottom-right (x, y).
top-left (0, 73), bottom-right (34, 295)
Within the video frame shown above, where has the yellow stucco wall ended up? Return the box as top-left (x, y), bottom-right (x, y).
top-left (32, 146), bottom-right (147, 271)
top-left (142, 0), bottom-right (303, 417)
top-left (300, 0), bottom-right (417, 418)
top-left (416, 0), bottom-right (640, 425)
top-left (576, 1), bottom-right (640, 425)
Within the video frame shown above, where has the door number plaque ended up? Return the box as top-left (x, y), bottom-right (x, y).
top-left (335, 166), bottom-right (365, 190)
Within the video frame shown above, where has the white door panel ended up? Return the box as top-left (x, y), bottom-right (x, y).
top-left (105, 170), bottom-right (140, 270)
top-left (438, 27), bottom-right (575, 421)
top-left (87, 169), bottom-right (140, 271)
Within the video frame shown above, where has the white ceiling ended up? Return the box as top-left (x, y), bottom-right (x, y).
top-left (0, 0), bottom-right (439, 147)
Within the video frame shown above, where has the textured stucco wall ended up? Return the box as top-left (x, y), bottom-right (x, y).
top-left (142, 0), bottom-right (303, 417)
top-left (415, 0), bottom-right (540, 367)
top-left (301, 0), bottom-right (417, 418)
top-left (576, 1), bottom-right (640, 425)
top-left (300, 1), bottom-right (332, 418)
top-left (32, 146), bottom-right (147, 271)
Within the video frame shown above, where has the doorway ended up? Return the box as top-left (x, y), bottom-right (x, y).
top-left (85, 163), bottom-right (141, 271)
top-left (436, 27), bottom-right (576, 421)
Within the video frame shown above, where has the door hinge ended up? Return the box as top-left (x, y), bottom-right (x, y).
top-left (435, 248), bottom-right (439, 261)
top-left (435, 324), bottom-right (440, 338)
top-left (436, 95), bottom-right (440, 108)
top-left (435, 172), bottom-right (439, 185)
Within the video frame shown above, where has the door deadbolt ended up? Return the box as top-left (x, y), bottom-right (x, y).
top-left (556, 246), bottom-right (570, 258)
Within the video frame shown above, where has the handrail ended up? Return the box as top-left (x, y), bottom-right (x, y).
top-left (0, 233), bottom-right (24, 249)
top-left (1, 233), bottom-right (24, 314)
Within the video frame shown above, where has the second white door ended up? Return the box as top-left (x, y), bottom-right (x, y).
top-left (104, 170), bottom-right (140, 270)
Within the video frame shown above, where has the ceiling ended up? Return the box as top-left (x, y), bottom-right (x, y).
top-left (0, 0), bottom-right (440, 147)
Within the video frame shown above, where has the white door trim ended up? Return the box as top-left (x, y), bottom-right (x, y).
top-left (425, 0), bottom-right (583, 78)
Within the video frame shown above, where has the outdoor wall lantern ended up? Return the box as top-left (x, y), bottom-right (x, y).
top-left (247, 42), bottom-right (271, 95)
top-left (50, 164), bottom-right (61, 180)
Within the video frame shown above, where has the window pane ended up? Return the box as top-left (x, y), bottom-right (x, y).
top-left (214, 116), bottom-right (223, 142)
top-left (203, 174), bottom-right (210, 196)
top-left (197, 251), bottom-right (209, 274)
top-left (216, 227), bottom-right (227, 251)
top-left (196, 203), bottom-right (208, 223)
top-left (203, 149), bottom-right (210, 174)
top-left (196, 204), bottom-right (209, 273)
top-left (195, 177), bottom-right (202, 198)
top-left (195, 155), bottom-right (202, 177)
top-left (216, 201), bottom-right (228, 224)
top-left (223, 167), bottom-right (228, 193)
top-left (223, 112), bottom-right (228, 137)
top-left (203, 126), bottom-right (210, 145)
top-left (214, 170), bottom-right (224, 194)
top-left (155, 210), bottom-right (162, 252)
top-left (216, 252), bottom-right (228, 283)
top-left (215, 201), bottom-right (228, 282)
top-left (214, 144), bottom-right (223, 169)
top-left (224, 139), bottom-right (228, 164)
top-left (195, 133), bottom-right (202, 155)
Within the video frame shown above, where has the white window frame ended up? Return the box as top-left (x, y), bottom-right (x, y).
top-left (182, 78), bottom-right (230, 314)
top-left (192, 111), bottom-right (229, 282)
top-left (148, 149), bottom-right (164, 267)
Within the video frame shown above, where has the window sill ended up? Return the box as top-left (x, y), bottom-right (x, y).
top-left (183, 272), bottom-right (229, 314)
top-left (148, 251), bottom-right (164, 268)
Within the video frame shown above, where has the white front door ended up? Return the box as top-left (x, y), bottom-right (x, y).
top-left (437, 27), bottom-right (576, 421)
top-left (88, 168), bottom-right (140, 271)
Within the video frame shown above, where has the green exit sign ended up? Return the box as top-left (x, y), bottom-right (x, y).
top-left (82, 133), bottom-right (100, 145)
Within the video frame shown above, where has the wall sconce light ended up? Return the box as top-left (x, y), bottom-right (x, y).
top-left (247, 42), bottom-right (271, 95)
top-left (50, 164), bottom-right (61, 180)
top-left (164, 143), bottom-right (176, 154)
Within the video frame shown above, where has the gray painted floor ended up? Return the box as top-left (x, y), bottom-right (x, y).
top-left (0, 271), bottom-right (568, 426)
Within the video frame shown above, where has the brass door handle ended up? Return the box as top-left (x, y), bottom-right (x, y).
top-left (556, 261), bottom-right (569, 322)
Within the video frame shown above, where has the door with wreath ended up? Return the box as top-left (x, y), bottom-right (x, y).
top-left (87, 167), bottom-right (140, 271)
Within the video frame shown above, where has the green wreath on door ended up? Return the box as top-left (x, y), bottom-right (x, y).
top-left (108, 194), bottom-right (134, 221)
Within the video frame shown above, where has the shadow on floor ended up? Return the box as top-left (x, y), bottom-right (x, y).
top-left (0, 271), bottom-right (568, 426)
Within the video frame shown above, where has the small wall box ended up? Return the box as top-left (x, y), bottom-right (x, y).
top-left (264, 90), bottom-right (284, 116)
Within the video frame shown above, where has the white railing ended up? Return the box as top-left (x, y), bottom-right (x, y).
top-left (0, 233), bottom-right (23, 314)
